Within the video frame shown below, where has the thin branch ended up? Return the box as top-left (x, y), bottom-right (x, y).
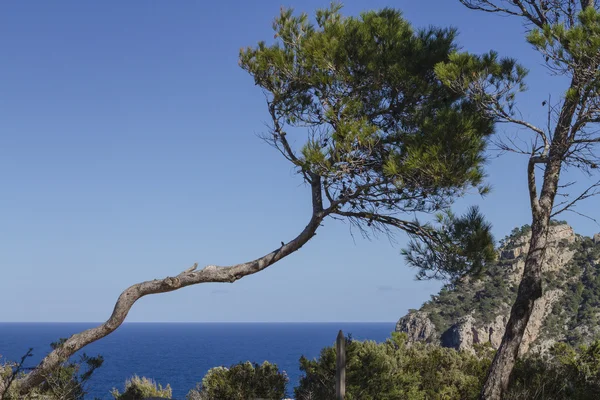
top-left (332, 210), bottom-right (435, 240)
top-left (268, 102), bottom-right (302, 165)
top-left (550, 179), bottom-right (600, 216)
top-left (459, 0), bottom-right (545, 27)
top-left (573, 137), bottom-right (600, 144)
top-left (562, 208), bottom-right (600, 225)
top-left (0, 348), bottom-right (33, 399)
top-left (459, 0), bottom-right (523, 16)
top-left (498, 112), bottom-right (549, 154)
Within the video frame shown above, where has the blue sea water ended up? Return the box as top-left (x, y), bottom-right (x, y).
top-left (0, 323), bottom-right (393, 399)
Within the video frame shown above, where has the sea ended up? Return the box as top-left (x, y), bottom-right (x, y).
top-left (0, 322), bottom-right (394, 399)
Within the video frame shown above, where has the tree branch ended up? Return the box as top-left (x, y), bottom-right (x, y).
top-left (331, 210), bottom-right (435, 239)
top-left (0, 349), bottom-right (33, 398)
top-left (459, 0), bottom-right (523, 16)
top-left (496, 113), bottom-right (549, 156)
top-left (16, 181), bottom-right (327, 396)
top-left (551, 179), bottom-right (600, 217)
top-left (528, 153), bottom-right (546, 216)
top-left (573, 137), bottom-right (600, 144)
top-left (459, 0), bottom-right (545, 27)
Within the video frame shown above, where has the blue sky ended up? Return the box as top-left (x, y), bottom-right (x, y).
top-left (1, 0), bottom-right (598, 323)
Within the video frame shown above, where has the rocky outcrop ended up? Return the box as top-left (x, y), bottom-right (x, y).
top-left (395, 311), bottom-right (436, 342)
top-left (519, 288), bottom-right (563, 355)
top-left (439, 314), bottom-right (507, 352)
top-left (396, 223), bottom-right (590, 355)
top-left (595, 233), bottom-right (600, 244)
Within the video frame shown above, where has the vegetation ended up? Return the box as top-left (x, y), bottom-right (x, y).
top-left (417, 226), bottom-right (532, 335)
top-left (437, 1), bottom-right (600, 397)
top-left (186, 361), bottom-right (287, 400)
top-left (0, 341), bottom-right (102, 400)
top-left (542, 235), bottom-right (600, 345)
top-left (507, 341), bottom-right (600, 400)
top-left (5, 325), bottom-right (600, 399)
top-left (6, 1), bottom-right (598, 398)
top-left (412, 226), bottom-right (600, 349)
top-left (14, 5), bottom-right (498, 396)
top-left (295, 332), bottom-right (490, 400)
top-left (403, 206), bottom-right (496, 283)
top-left (294, 333), bottom-right (600, 400)
top-left (180, 333), bottom-right (600, 400)
top-left (110, 375), bottom-right (172, 400)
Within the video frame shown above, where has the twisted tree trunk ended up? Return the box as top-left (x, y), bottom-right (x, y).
top-left (7, 178), bottom-right (327, 398)
top-left (479, 83), bottom-right (578, 399)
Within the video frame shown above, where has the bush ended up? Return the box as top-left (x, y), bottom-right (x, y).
top-left (1, 343), bottom-right (102, 400)
top-left (187, 361), bottom-right (288, 400)
top-left (295, 332), bottom-right (489, 400)
top-left (507, 341), bottom-right (600, 400)
top-left (111, 375), bottom-right (172, 400)
top-left (295, 333), bottom-right (600, 400)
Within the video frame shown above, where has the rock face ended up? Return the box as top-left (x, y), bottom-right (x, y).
top-left (440, 314), bottom-right (507, 352)
top-left (395, 311), bottom-right (437, 342)
top-left (396, 223), bottom-right (600, 354)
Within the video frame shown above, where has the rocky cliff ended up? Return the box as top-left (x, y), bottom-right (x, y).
top-left (396, 223), bottom-right (600, 355)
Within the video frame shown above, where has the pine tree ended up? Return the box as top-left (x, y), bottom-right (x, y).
top-left (436, 1), bottom-right (600, 398)
top-left (12, 5), bottom-right (498, 396)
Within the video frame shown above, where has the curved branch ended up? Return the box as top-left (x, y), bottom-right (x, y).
top-left (496, 112), bottom-right (549, 156)
top-left (16, 183), bottom-right (327, 396)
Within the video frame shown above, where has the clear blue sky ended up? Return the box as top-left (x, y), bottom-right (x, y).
top-left (1, 0), bottom-right (598, 323)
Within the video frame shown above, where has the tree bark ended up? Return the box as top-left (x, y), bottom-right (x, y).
top-left (13, 178), bottom-right (327, 397)
top-left (479, 218), bottom-right (548, 399)
top-left (479, 80), bottom-right (579, 399)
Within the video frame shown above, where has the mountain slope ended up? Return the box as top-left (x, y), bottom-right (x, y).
top-left (396, 223), bottom-right (600, 354)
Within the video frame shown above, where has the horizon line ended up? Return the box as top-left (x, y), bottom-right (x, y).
top-left (0, 321), bottom-right (397, 324)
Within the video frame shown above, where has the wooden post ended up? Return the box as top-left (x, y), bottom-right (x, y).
top-left (336, 329), bottom-right (346, 400)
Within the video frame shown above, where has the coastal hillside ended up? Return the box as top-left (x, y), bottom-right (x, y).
top-left (396, 222), bottom-right (600, 355)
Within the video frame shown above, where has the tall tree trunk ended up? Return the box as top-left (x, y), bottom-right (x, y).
top-left (479, 218), bottom-right (548, 399)
top-left (479, 78), bottom-right (579, 398)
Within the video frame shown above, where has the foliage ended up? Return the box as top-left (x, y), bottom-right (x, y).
top-left (111, 375), bottom-right (172, 400)
top-left (403, 205), bottom-right (497, 283)
top-left (13, 5), bottom-right (501, 398)
top-left (35, 339), bottom-right (104, 400)
top-left (439, 1), bottom-right (600, 390)
top-left (507, 341), bottom-right (600, 400)
top-left (0, 348), bottom-right (33, 400)
top-left (498, 225), bottom-right (531, 249)
top-left (1, 341), bottom-right (102, 400)
top-left (414, 224), bottom-right (600, 345)
top-left (186, 361), bottom-right (287, 400)
top-left (239, 3), bottom-right (496, 280)
top-left (541, 236), bottom-right (600, 344)
top-left (293, 331), bottom-right (600, 400)
top-left (416, 222), bottom-right (525, 334)
top-left (295, 332), bottom-right (489, 400)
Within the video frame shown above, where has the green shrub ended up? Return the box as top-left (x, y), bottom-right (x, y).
top-left (294, 333), bottom-right (600, 400)
top-left (507, 341), bottom-right (600, 400)
top-left (187, 361), bottom-right (287, 400)
top-left (111, 375), bottom-right (172, 400)
top-left (1, 343), bottom-right (102, 400)
top-left (295, 332), bottom-right (489, 400)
